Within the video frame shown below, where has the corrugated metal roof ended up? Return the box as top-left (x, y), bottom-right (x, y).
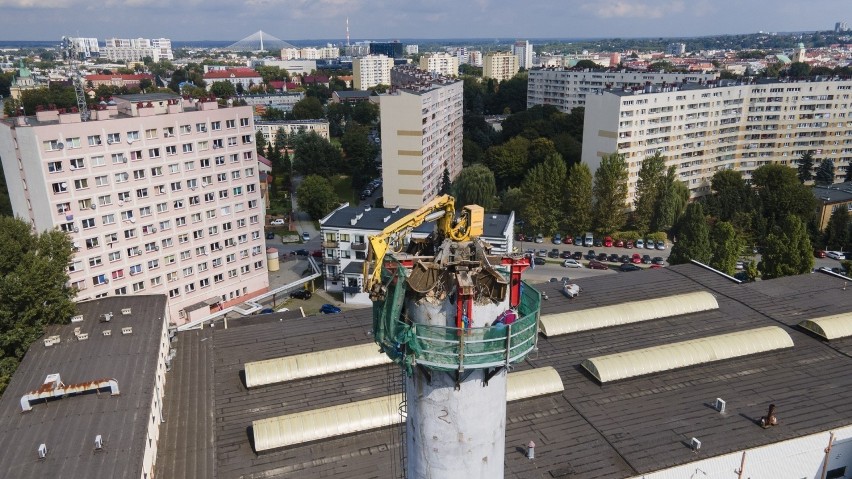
top-left (798, 313), bottom-right (852, 340)
top-left (539, 291), bottom-right (718, 336)
top-left (252, 367), bottom-right (564, 451)
top-left (244, 343), bottom-right (391, 388)
top-left (581, 326), bottom-right (794, 383)
top-left (506, 366), bottom-right (564, 401)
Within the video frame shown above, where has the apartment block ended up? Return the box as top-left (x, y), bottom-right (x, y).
top-left (255, 119), bottom-right (330, 146)
top-left (0, 94), bottom-right (269, 325)
top-left (352, 54), bottom-right (394, 90)
top-left (483, 51), bottom-right (519, 82)
top-left (101, 38), bottom-right (173, 62)
top-left (581, 79), bottom-right (852, 203)
top-left (419, 53), bottom-right (459, 77)
top-left (380, 66), bottom-right (463, 209)
top-left (68, 37), bottom-right (100, 59)
top-left (513, 40), bottom-right (534, 70)
top-left (319, 203), bottom-right (514, 305)
top-left (528, 69), bottom-right (719, 112)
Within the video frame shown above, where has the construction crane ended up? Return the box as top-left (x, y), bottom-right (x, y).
top-left (363, 195), bottom-right (484, 301)
top-left (60, 36), bottom-right (89, 122)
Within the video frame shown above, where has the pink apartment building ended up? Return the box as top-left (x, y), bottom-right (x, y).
top-left (0, 93), bottom-right (270, 325)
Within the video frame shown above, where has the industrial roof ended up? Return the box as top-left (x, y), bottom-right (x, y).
top-left (539, 290), bottom-right (718, 336)
top-left (157, 264), bottom-right (852, 478)
top-left (0, 295), bottom-right (168, 479)
top-left (798, 312), bottom-right (852, 340)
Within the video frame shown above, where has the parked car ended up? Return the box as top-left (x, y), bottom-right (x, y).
top-left (311, 250), bottom-right (323, 258)
top-left (649, 264), bottom-right (663, 269)
top-left (585, 250), bottom-right (597, 260)
top-left (642, 254), bottom-right (652, 264)
top-left (615, 239), bottom-right (625, 248)
top-left (562, 259), bottom-right (583, 268)
top-left (290, 290), bottom-right (312, 299)
top-left (594, 238), bottom-right (603, 247)
top-left (587, 260), bottom-right (608, 270)
top-left (259, 308), bottom-right (275, 314)
top-left (548, 248), bottom-right (561, 258)
top-left (625, 241), bottom-right (634, 249)
top-left (302, 232), bottom-right (311, 241)
top-left (292, 249), bottom-right (310, 256)
top-left (533, 257), bottom-right (546, 265)
top-left (603, 236), bottom-right (613, 247)
top-left (814, 249), bottom-right (827, 258)
top-left (620, 254), bottom-right (631, 263)
top-left (652, 257), bottom-right (665, 265)
top-left (516, 233), bottom-right (526, 242)
top-left (560, 251), bottom-right (573, 259)
top-left (631, 253), bottom-right (642, 264)
top-left (359, 190), bottom-right (371, 200)
top-left (537, 249), bottom-right (548, 257)
top-left (574, 235), bottom-right (584, 246)
top-left (655, 240), bottom-right (666, 250)
top-left (619, 263), bottom-right (641, 272)
top-left (645, 239), bottom-right (656, 250)
top-left (596, 252), bottom-right (608, 262)
top-left (552, 233), bottom-right (562, 244)
top-left (265, 231), bottom-right (275, 240)
top-left (607, 253), bottom-right (620, 263)
top-left (535, 233), bottom-right (544, 243)
top-left (827, 251), bottom-right (845, 260)
top-left (320, 304), bottom-right (341, 314)
top-left (270, 218), bottom-right (286, 226)
top-left (572, 251), bottom-right (583, 260)
top-left (635, 239), bottom-right (645, 249)
top-left (584, 232), bottom-right (594, 247)
top-left (563, 236), bottom-right (574, 245)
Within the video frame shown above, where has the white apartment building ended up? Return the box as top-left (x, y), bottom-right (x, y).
top-left (255, 119), bottom-right (330, 146)
top-left (419, 53), bottom-right (459, 77)
top-left (467, 50), bottom-right (483, 67)
top-left (319, 203), bottom-right (515, 305)
top-left (528, 69), bottom-right (719, 112)
top-left (513, 40), bottom-right (534, 70)
top-left (582, 79), bottom-right (852, 202)
top-left (0, 93), bottom-right (269, 325)
top-left (352, 54), bottom-right (394, 90)
top-left (380, 66), bottom-right (463, 209)
top-left (406, 45), bottom-right (419, 55)
top-left (68, 37), bottom-right (100, 58)
top-left (483, 51), bottom-right (519, 82)
top-left (101, 38), bottom-right (174, 62)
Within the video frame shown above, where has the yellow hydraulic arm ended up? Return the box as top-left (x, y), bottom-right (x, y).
top-left (363, 195), bottom-right (484, 300)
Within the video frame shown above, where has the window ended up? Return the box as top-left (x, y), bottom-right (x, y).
top-left (241, 134), bottom-right (252, 144)
top-left (133, 169), bottom-right (145, 180)
top-left (154, 185), bottom-right (166, 195)
top-left (78, 198), bottom-right (93, 210)
top-left (170, 182), bottom-right (182, 192)
top-left (173, 199), bottom-right (184, 209)
top-left (221, 206), bottom-right (231, 215)
top-left (151, 276), bottom-right (162, 287)
top-left (187, 178), bottom-right (198, 189)
top-left (88, 135), bottom-right (102, 146)
top-left (156, 202), bottom-right (168, 213)
top-left (180, 125), bottom-right (191, 134)
top-left (212, 257), bottom-right (222, 267)
top-left (148, 148), bottom-right (161, 159)
top-left (208, 225), bottom-right (219, 235)
top-left (184, 161), bottom-right (195, 171)
top-left (86, 237), bottom-right (100, 249)
top-left (145, 129), bottom-right (158, 140)
top-left (107, 133), bottom-right (121, 144)
top-left (132, 281), bottom-right (145, 292)
top-left (89, 256), bottom-right (102, 267)
top-left (81, 218), bottom-right (96, 229)
top-left (130, 264), bottom-right (143, 275)
top-left (175, 216), bottom-right (186, 226)
top-left (114, 172), bottom-right (129, 183)
top-left (196, 122), bottom-right (207, 132)
top-left (114, 286), bottom-right (127, 295)
top-left (213, 139), bottom-right (223, 149)
top-left (183, 143), bottom-right (193, 153)
top-left (227, 137), bottom-right (237, 147)
top-left (165, 145), bottom-right (177, 156)
top-left (231, 170), bottom-right (241, 180)
top-left (169, 288), bottom-right (180, 298)
top-left (47, 161), bottom-right (63, 173)
top-left (139, 206), bottom-right (152, 217)
top-left (214, 273), bottom-right (224, 283)
top-left (112, 153), bottom-right (127, 164)
top-left (245, 167), bottom-right (255, 177)
top-left (233, 186), bottom-right (243, 196)
top-left (93, 274), bottom-right (108, 286)
top-left (136, 188), bottom-right (148, 199)
top-left (180, 250), bottom-right (192, 260)
top-left (169, 163), bottom-right (180, 174)
top-left (68, 260), bottom-right (83, 273)
top-left (165, 254), bottom-right (176, 265)
top-left (229, 154), bottom-right (239, 163)
top-left (159, 220), bottom-right (172, 231)
top-left (44, 140), bottom-right (62, 151)
top-left (195, 246), bottom-right (207, 256)
top-left (205, 209), bottom-right (216, 219)
top-left (151, 166), bottom-right (163, 177)
top-left (218, 190), bottom-right (229, 199)
top-left (204, 192), bottom-right (215, 202)
top-left (215, 156), bottom-right (225, 166)
top-left (211, 121), bottom-right (221, 131)
top-left (200, 278), bottom-right (210, 288)
top-left (243, 151), bottom-right (253, 160)
top-left (121, 210), bottom-right (134, 221)
top-left (127, 131), bottom-right (140, 141)
top-left (246, 184), bottom-right (256, 193)
top-left (145, 242), bottom-right (158, 253)
top-left (111, 269), bottom-right (124, 280)
top-left (108, 251), bottom-right (121, 262)
top-left (56, 202), bottom-right (71, 214)
top-left (101, 213), bottom-right (115, 225)
top-left (226, 119), bottom-right (236, 129)
top-left (178, 233), bottom-right (189, 244)
top-left (222, 221), bottom-right (232, 232)
top-left (200, 158), bottom-right (210, 168)
top-left (217, 173), bottom-right (227, 182)
top-left (240, 117), bottom-right (250, 127)
top-left (185, 282), bottom-right (195, 293)
top-left (74, 179), bottom-right (89, 190)
top-left (91, 155), bottom-right (105, 167)
top-left (164, 127), bottom-right (175, 138)
top-left (148, 259), bottom-right (160, 269)
top-left (65, 137), bottom-right (81, 149)
top-left (118, 191), bottom-right (131, 202)
top-left (124, 229), bottom-right (137, 239)
top-left (70, 158), bottom-right (85, 169)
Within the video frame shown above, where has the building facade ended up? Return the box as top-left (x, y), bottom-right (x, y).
top-left (203, 68), bottom-right (263, 92)
top-left (0, 94), bottom-right (269, 324)
top-left (419, 53), bottom-right (459, 77)
top-left (101, 38), bottom-right (173, 62)
top-left (513, 40), bottom-right (534, 70)
top-left (68, 37), bottom-right (100, 58)
top-left (85, 73), bottom-right (154, 89)
top-left (581, 79), bottom-right (852, 202)
top-left (255, 120), bottom-right (330, 146)
top-left (483, 51), bottom-right (519, 82)
top-left (352, 54), bottom-right (394, 90)
top-left (318, 203), bottom-right (514, 305)
top-left (380, 66), bottom-right (463, 209)
top-left (369, 41), bottom-right (404, 59)
top-left (528, 69), bottom-right (719, 112)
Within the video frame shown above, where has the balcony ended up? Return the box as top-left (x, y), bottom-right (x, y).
top-left (350, 242), bottom-right (367, 251)
top-left (322, 241), bottom-right (338, 249)
top-left (323, 257), bottom-right (340, 265)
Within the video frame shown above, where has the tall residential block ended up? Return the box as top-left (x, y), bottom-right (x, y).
top-left (527, 69), bottom-right (718, 112)
top-left (483, 51), bottom-right (519, 82)
top-left (513, 40), bottom-right (534, 69)
top-left (581, 79), bottom-right (852, 203)
top-left (0, 94), bottom-right (270, 325)
top-left (380, 66), bottom-right (463, 209)
top-left (101, 38), bottom-right (173, 62)
top-left (352, 54), bottom-right (394, 90)
top-left (419, 53), bottom-right (459, 77)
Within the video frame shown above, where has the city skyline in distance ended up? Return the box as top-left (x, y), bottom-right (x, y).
top-left (0, 0), bottom-right (847, 43)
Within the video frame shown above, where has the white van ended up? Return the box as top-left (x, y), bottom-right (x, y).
top-left (584, 232), bottom-right (594, 247)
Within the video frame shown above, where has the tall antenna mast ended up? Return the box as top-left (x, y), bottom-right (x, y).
top-left (260, 30), bottom-right (264, 52)
top-left (346, 17), bottom-right (350, 47)
top-left (61, 36), bottom-right (89, 122)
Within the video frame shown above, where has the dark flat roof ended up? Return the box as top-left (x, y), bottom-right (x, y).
top-left (0, 295), bottom-right (168, 479)
top-left (157, 265), bottom-right (852, 478)
top-left (812, 182), bottom-right (852, 204)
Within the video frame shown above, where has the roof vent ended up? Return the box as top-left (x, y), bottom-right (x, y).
top-left (364, 206), bottom-right (371, 211)
top-left (350, 216), bottom-right (358, 225)
top-left (94, 435), bottom-right (103, 451)
top-left (37, 443), bottom-right (47, 459)
top-left (70, 314), bottom-right (84, 323)
top-left (100, 312), bottom-right (113, 322)
top-left (122, 327), bottom-right (132, 335)
top-left (76, 333), bottom-right (88, 341)
top-left (20, 374), bottom-right (120, 412)
top-left (392, 206), bottom-right (400, 213)
top-left (714, 398), bottom-right (726, 413)
top-left (121, 308), bottom-right (131, 315)
top-left (102, 330), bottom-right (111, 336)
top-left (690, 437), bottom-right (701, 452)
top-left (43, 335), bottom-right (61, 348)
top-left (383, 215), bottom-right (392, 223)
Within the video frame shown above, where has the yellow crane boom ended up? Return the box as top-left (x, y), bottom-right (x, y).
top-left (363, 195), bottom-right (484, 301)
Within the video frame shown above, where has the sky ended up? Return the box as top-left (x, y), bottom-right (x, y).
top-left (0, 0), bottom-right (847, 42)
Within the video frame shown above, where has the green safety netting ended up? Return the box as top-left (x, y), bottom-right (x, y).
top-left (373, 256), bottom-right (541, 374)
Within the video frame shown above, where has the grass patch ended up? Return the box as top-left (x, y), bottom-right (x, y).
top-left (330, 175), bottom-right (356, 205)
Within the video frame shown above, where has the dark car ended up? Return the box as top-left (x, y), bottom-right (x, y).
top-left (585, 250), bottom-right (597, 260)
top-left (311, 250), bottom-right (323, 258)
top-left (593, 238), bottom-right (603, 247)
top-left (292, 249), bottom-right (310, 256)
top-left (596, 252), bottom-right (608, 262)
top-left (265, 231), bottom-right (275, 240)
top-left (574, 235), bottom-right (583, 246)
top-left (620, 254), bottom-right (631, 263)
top-left (642, 254), bottom-right (652, 264)
top-left (625, 241), bottom-right (634, 249)
top-left (320, 304), bottom-right (341, 314)
top-left (814, 249), bottom-right (827, 258)
top-left (572, 251), bottom-right (583, 260)
top-left (560, 250), bottom-right (573, 259)
top-left (619, 263), bottom-right (641, 272)
top-left (615, 239), bottom-right (625, 248)
top-left (516, 233), bottom-right (526, 242)
top-left (587, 260), bottom-right (608, 270)
top-left (652, 256), bottom-right (665, 265)
top-left (548, 248), bottom-right (561, 258)
top-left (607, 253), bottom-right (620, 263)
top-left (533, 257), bottom-right (546, 265)
top-left (259, 307), bottom-right (275, 314)
top-left (289, 290), bottom-right (313, 300)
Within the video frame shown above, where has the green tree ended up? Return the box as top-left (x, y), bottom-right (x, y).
top-left (463, 138), bottom-right (485, 166)
top-left (815, 159), bottom-right (836, 186)
top-left (823, 207), bottom-right (849, 251)
top-left (563, 163), bottom-right (593, 235)
top-left (138, 78), bottom-right (152, 91)
top-left (651, 173), bottom-right (690, 232)
top-left (440, 168), bottom-right (452, 195)
top-left (290, 96), bottom-right (324, 119)
top-left (452, 164), bottom-right (497, 210)
top-left (787, 61), bottom-right (811, 78)
top-left (255, 131), bottom-right (267, 156)
top-left (485, 136), bottom-right (530, 190)
top-left (0, 167), bottom-right (11, 216)
top-left (500, 187), bottom-right (524, 216)
top-left (592, 152), bottom-right (628, 234)
top-left (296, 175), bottom-right (339, 220)
top-left (573, 60), bottom-right (600, 69)
top-left (633, 152), bottom-right (666, 233)
top-left (520, 154), bottom-right (567, 234)
top-left (351, 101), bottom-right (379, 125)
top-left (758, 216), bottom-right (814, 279)
top-left (340, 124), bottom-right (378, 189)
top-left (527, 138), bottom-right (560, 168)
top-left (706, 169), bottom-right (753, 222)
top-left (0, 217), bottom-right (76, 393)
top-left (797, 151), bottom-right (815, 183)
top-left (19, 85), bottom-right (78, 115)
top-left (751, 163), bottom-right (816, 234)
top-left (709, 221), bottom-right (744, 275)
top-left (292, 131), bottom-right (343, 177)
top-left (844, 165), bottom-right (852, 183)
top-left (668, 203), bottom-right (711, 265)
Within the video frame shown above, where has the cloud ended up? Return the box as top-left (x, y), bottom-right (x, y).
top-left (0, 0), bottom-right (73, 7)
top-left (580, 0), bottom-right (685, 19)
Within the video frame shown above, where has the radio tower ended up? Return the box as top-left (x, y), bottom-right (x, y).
top-left (346, 17), bottom-right (350, 47)
top-left (60, 36), bottom-right (89, 122)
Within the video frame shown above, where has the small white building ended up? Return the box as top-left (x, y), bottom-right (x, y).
top-left (319, 203), bottom-right (514, 305)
